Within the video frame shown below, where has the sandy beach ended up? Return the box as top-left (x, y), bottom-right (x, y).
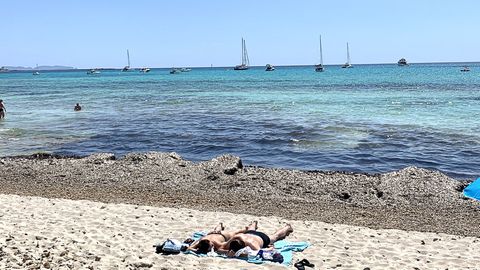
top-left (1, 194), bottom-right (479, 270)
top-left (1, 152), bottom-right (480, 269)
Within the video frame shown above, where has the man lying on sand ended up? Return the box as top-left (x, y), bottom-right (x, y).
top-left (216, 223), bottom-right (294, 257)
top-left (186, 221), bottom-right (258, 254)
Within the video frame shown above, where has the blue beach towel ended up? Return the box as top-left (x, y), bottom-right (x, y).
top-left (273, 240), bottom-right (310, 265)
top-left (184, 231), bottom-right (310, 266)
top-left (464, 177), bottom-right (480, 201)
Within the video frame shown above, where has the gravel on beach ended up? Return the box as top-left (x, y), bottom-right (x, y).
top-left (1, 152), bottom-right (479, 237)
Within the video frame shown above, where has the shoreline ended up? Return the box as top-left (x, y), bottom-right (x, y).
top-left (1, 152), bottom-right (479, 238)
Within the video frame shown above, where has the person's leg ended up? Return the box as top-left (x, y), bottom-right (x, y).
top-left (208, 222), bottom-right (225, 234)
top-left (246, 220), bottom-right (258, 231)
top-left (222, 221), bottom-right (258, 240)
top-left (268, 224), bottom-right (293, 243)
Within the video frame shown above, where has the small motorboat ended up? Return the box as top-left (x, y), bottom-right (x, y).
top-left (170, 68), bottom-right (182, 74)
top-left (460, 66), bottom-right (470, 72)
top-left (87, 69), bottom-right (101, 75)
top-left (180, 68), bottom-right (192, 72)
top-left (139, 67), bottom-right (150, 73)
top-left (397, 58), bottom-right (408, 66)
top-left (265, 64), bottom-right (275, 71)
top-left (33, 71), bottom-right (40, 75)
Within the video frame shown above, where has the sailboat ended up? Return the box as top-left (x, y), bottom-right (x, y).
top-left (234, 38), bottom-right (250, 70)
top-left (341, 42), bottom-right (352, 68)
top-left (33, 64), bottom-right (40, 75)
top-left (122, 49), bottom-right (131, 72)
top-left (315, 35), bottom-right (325, 72)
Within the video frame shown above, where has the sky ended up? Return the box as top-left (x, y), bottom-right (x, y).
top-left (1, 0), bottom-right (479, 68)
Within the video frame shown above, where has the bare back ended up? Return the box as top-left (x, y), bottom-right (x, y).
top-left (221, 234), bottom-right (263, 251)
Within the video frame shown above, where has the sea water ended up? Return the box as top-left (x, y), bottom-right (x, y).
top-left (0, 63), bottom-right (479, 179)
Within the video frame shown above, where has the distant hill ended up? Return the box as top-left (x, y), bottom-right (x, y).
top-left (4, 65), bottom-right (75, 71)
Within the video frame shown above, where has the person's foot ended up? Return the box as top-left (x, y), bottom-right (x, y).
top-left (246, 220), bottom-right (258, 231)
top-left (285, 224), bottom-right (294, 236)
top-left (213, 222), bottom-right (225, 233)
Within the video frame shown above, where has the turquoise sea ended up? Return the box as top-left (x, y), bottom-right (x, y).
top-left (0, 63), bottom-right (479, 179)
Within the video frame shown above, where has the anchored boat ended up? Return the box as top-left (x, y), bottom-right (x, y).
top-left (315, 35), bottom-right (325, 72)
top-left (234, 38), bottom-right (250, 70)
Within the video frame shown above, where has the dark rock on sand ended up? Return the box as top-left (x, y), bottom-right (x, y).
top-left (0, 152), bottom-right (479, 237)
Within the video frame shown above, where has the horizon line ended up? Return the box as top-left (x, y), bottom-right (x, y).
top-left (3, 60), bottom-right (480, 71)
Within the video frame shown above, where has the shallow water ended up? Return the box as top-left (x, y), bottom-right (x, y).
top-left (1, 63), bottom-right (479, 179)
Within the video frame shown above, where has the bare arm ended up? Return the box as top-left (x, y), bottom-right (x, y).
top-left (186, 240), bottom-right (200, 251)
top-left (216, 248), bottom-right (230, 255)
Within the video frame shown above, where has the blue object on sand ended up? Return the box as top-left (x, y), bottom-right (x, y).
top-left (464, 177), bottom-right (480, 201)
top-left (273, 240), bottom-right (310, 265)
top-left (184, 231), bottom-right (309, 266)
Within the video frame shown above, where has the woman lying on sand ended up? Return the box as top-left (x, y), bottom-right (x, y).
top-left (186, 221), bottom-right (258, 254)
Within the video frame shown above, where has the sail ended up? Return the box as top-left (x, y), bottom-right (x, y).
top-left (245, 39), bottom-right (250, 66)
top-left (315, 35), bottom-right (324, 72)
top-left (122, 49), bottom-right (131, 71)
top-left (234, 38), bottom-right (250, 70)
top-left (342, 42), bottom-right (352, 68)
top-left (319, 35), bottom-right (323, 66)
top-left (346, 43), bottom-right (350, 65)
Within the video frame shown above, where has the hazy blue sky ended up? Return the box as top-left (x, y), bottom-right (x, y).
top-left (1, 0), bottom-right (479, 68)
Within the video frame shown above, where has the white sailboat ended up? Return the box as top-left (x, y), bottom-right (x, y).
top-left (341, 42), bottom-right (352, 68)
top-left (315, 35), bottom-right (325, 72)
top-left (122, 49), bottom-right (131, 72)
top-left (33, 64), bottom-right (40, 75)
top-left (234, 38), bottom-right (250, 70)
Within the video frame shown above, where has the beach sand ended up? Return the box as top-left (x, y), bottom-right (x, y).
top-left (1, 194), bottom-right (479, 269)
top-left (1, 152), bottom-right (480, 269)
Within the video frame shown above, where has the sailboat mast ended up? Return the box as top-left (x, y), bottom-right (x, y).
top-left (319, 35), bottom-right (323, 65)
top-left (346, 43), bottom-right (350, 64)
top-left (127, 49), bottom-right (130, 67)
top-left (244, 39), bottom-right (249, 66)
top-left (241, 38), bottom-right (245, 65)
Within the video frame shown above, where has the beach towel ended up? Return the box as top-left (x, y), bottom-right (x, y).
top-left (184, 231), bottom-right (310, 265)
top-left (273, 240), bottom-right (310, 265)
top-left (464, 177), bottom-right (480, 201)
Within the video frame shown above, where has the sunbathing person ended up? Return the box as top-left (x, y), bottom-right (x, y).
top-left (186, 221), bottom-right (258, 254)
top-left (217, 223), bottom-right (293, 256)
